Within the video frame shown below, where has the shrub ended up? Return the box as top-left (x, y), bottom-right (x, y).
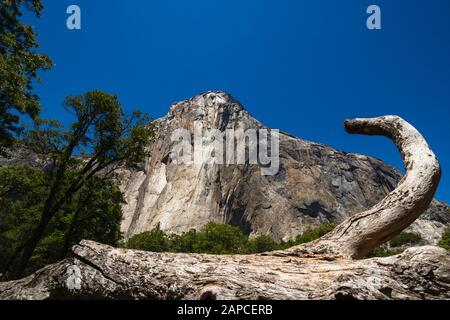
top-left (366, 247), bottom-right (403, 258)
top-left (438, 228), bottom-right (450, 251)
top-left (247, 235), bottom-right (280, 253)
top-left (294, 222), bottom-right (335, 245)
top-left (366, 232), bottom-right (423, 258)
top-left (170, 229), bottom-right (199, 253)
top-left (126, 228), bottom-right (171, 252)
top-left (389, 232), bottom-right (422, 248)
top-left (192, 222), bottom-right (249, 254)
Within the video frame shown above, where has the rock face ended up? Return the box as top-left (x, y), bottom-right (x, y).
top-left (0, 240), bottom-right (448, 300)
top-left (118, 91), bottom-right (449, 243)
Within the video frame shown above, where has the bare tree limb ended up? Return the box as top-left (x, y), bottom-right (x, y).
top-left (281, 116), bottom-right (442, 259)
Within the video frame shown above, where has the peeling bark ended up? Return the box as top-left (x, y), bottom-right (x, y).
top-left (0, 116), bottom-right (447, 300)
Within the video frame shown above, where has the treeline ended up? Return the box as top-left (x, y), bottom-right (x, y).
top-left (123, 222), bottom-right (336, 254)
top-left (123, 222), bottom-right (450, 257)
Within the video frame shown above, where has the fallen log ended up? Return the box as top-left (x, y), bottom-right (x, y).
top-left (0, 240), bottom-right (448, 300)
top-left (0, 116), bottom-right (448, 300)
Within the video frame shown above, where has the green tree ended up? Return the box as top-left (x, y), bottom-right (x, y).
top-left (247, 235), bottom-right (280, 253)
top-left (126, 228), bottom-right (171, 253)
top-left (59, 176), bottom-right (124, 258)
top-left (126, 223), bottom-right (252, 254)
top-left (6, 90), bottom-right (153, 278)
top-left (0, 164), bottom-right (124, 276)
top-left (193, 222), bottom-right (249, 254)
top-left (170, 229), bottom-right (199, 253)
top-left (438, 228), bottom-right (450, 251)
top-left (0, 164), bottom-right (47, 273)
top-left (0, 0), bottom-right (52, 150)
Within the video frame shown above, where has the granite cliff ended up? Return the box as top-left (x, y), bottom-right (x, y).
top-left (118, 91), bottom-right (449, 243)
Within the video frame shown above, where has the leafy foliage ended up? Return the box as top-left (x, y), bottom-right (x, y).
top-left (191, 222), bottom-right (249, 254)
top-left (0, 164), bottom-right (124, 276)
top-left (247, 235), bottom-right (280, 253)
top-left (0, 164), bottom-right (47, 273)
top-left (389, 232), bottom-right (423, 248)
top-left (125, 228), bottom-right (171, 253)
top-left (366, 247), bottom-right (403, 258)
top-left (438, 228), bottom-right (450, 251)
top-left (366, 232), bottom-right (424, 258)
top-left (23, 90), bottom-right (153, 169)
top-left (294, 222), bottom-right (335, 245)
top-left (0, 0), bottom-right (53, 149)
top-left (125, 221), bottom-right (336, 255)
top-left (125, 223), bottom-right (432, 259)
top-left (4, 90), bottom-right (154, 278)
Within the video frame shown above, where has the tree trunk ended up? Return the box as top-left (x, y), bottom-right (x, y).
top-left (8, 213), bottom-right (53, 279)
top-left (61, 193), bottom-right (94, 259)
top-left (61, 209), bottom-right (81, 259)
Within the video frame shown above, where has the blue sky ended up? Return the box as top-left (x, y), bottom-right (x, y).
top-left (28, 0), bottom-right (450, 202)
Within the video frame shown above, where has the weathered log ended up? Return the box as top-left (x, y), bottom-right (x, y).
top-left (282, 116), bottom-right (442, 259)
top-left (0, 241), bottom-right (448, 300)
top-left (0, 116), bottom-right (448, 300)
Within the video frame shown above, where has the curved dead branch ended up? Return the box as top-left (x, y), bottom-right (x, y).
top-left (284, 116), bottom-right (441, 259)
